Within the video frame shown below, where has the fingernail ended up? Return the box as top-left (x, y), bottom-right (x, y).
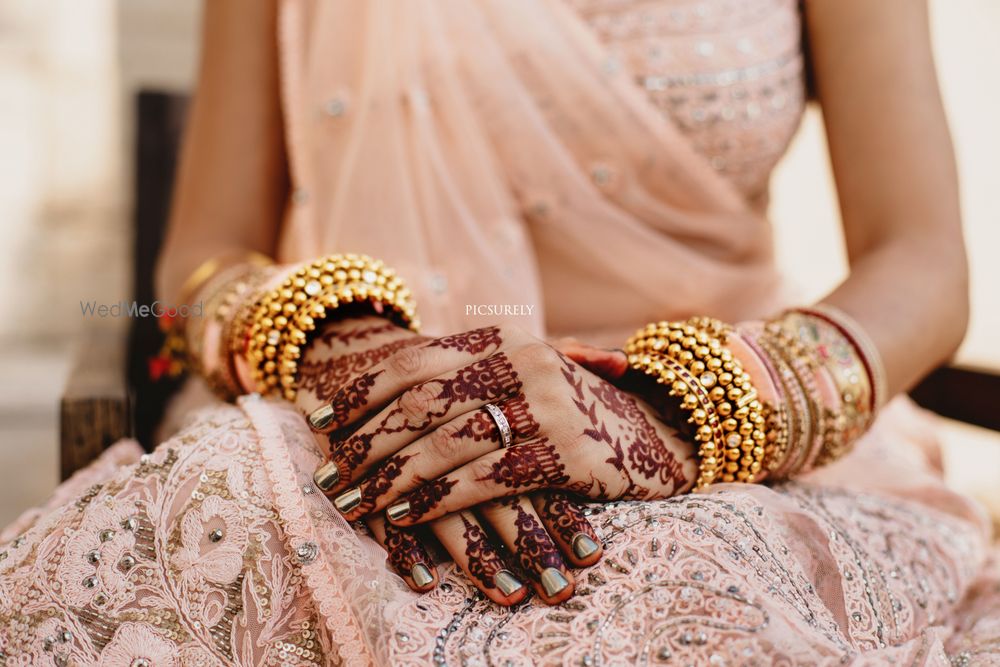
top-left (572, 533), bottom-right (600, 559)
top-left (410, 563), bottom-right (434, 588)
top-left (494, 570), bottom-right (524, 596)
top-left (333, 487), bottom-right (361, 513)
top-left (386, 500), bottom-right (411, 521)
top-left (313, 461), bottom-right (340, 491)
top-left (308, 404), bottom-right (335, 430)
top-left (540, 568), bottom-right (570, 597)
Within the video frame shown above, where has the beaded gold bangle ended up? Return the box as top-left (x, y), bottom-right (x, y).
top-left (629, 353), bottom-right (727, 487)
top-left (625, 318), bottom-right (770, 488)
top-left (735, 324), bottom-right (790, 477)
top-left (245, 254), bottom-right (418, 400)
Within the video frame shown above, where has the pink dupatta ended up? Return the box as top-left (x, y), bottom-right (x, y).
top-left (275, 0), bottom-right (786, 345)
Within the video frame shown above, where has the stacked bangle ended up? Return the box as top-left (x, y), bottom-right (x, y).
top-left (625, 318), bottom-right (769, 489)
top-left (244, 254), bottom-right (418, 400)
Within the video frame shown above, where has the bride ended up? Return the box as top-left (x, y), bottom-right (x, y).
top-left (2, 0), bottom-right (997, 664)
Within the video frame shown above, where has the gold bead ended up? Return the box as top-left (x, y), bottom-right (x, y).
top-left (697, 425), bottom-right (713, 441)
top-left (717, 402), bottom-right (732, 417)
top-left (722, 418), bottom-right (738, 432)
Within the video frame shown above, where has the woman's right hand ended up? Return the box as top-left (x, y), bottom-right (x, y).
top-left (297, 315), bottom-right (603, 605)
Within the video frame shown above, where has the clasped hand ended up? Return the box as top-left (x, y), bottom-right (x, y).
top-left (300, 318), bottom-right (694, 605)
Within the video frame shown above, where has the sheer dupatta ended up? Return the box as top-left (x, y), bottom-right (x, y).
top-left (275, 0), bottom-right (786, 345)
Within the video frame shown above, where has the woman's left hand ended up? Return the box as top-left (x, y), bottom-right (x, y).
top-left (308, 324), bottom-right (697, 527)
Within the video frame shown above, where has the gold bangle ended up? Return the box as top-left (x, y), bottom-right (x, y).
top-left (625, 318), bottom-right (769, 488)
top-left (245, 254), bottom-right (418, 400)
top-left (628, 353), bottom-right (726, 487)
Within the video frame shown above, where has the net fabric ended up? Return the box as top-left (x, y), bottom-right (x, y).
top-left (275, 0), bottom-right (795, 346)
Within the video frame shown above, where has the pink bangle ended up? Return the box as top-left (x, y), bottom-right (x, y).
top-left (796, 305), bottom-right (888, 415)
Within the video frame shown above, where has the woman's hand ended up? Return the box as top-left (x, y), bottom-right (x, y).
top-left (299, 317), bottom-right (603, 605)
top-left (307, 324), bottom-right (697, 529)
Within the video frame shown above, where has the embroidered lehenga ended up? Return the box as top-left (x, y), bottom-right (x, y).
top-left (2, 1), bottom-right (998, 665)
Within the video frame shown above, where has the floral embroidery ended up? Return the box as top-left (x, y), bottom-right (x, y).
top-left (173, 495), bottom-right (248, 587)
top-left (98, 622), bottom-right (177, 667)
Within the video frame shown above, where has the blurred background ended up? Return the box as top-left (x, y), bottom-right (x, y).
top-left (0, 0), bottom-right (997, 526)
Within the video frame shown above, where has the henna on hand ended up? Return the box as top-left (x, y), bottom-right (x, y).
top-left (381, 522), bottom-right (435, 588)
top-left (476, 440), bottom-right (569, 490)
top-left (326, 353), bottom-right (522, 482)
top-left (460, 514), bottom-right (506, 591)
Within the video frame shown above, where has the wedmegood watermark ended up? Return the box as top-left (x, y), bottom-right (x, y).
top-left (79, 300), bottom-right (203, 318)
top-left (465, 304), bottom-right (536, 317)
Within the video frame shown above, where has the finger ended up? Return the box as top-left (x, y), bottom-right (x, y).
top-left (366, 514), bottom-right (438, 592)
top-left (383, 438), bottom-right (570, 526)
top-left (531, 492), bottom-right (603, 567)
top-left (306, 325), bottom-right (510, 433)
top-left (331, 396), bottom-right (539, 520)
top-left (554, 341), bottom-right (629, 381)
top-left (479, 496), bottom-right (574, 604)
top-left (315, 352), bottom-right (522, 492)
top-left (429, 511), bottom-right (527, 606)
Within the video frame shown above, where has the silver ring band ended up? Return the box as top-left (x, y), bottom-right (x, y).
top-left (483, 403), bottom-right (513, 448)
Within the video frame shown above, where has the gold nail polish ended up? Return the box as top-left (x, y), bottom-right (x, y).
top-left (333, 487), bottom-right (361, 513)
top-left (539, 568), bottom-right (570, 597)
top-left (494, 570), bottom-right (524, 596)
top-left (386, 500), bottom-right (411, 521)
top-left (572, 533), bottom-right (600, 559)
top-left (410, 563), bottom-right (434, 588)
top-left (313, 461), bottom-right (340, 491)
top-left (308, 404), bottom-right (335, 430)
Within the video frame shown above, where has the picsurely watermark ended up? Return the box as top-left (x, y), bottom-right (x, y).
top-left (79, 300), bottom-right (203, 318)
top-left (465, 304), bottom-right (535, 317)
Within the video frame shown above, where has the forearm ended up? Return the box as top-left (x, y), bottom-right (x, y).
top-left (155, 0), bottom-right (287, 305)
top-left (822, 237), bottom-right (968, 398)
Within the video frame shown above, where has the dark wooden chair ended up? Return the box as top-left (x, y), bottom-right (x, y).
top-left (58, 90), bottom-right (1000, 478)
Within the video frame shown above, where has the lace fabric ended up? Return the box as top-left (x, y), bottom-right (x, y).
top-left (2, 398), bottom-right (998, 665)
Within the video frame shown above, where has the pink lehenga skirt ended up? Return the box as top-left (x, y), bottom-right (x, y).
top-left (1, 394), bottom-right (997, 666)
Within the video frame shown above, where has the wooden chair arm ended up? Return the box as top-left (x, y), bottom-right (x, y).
top-left (910, 364), bottom-right (1000, 432)
top-left (59, 320), bottom-right (132, 480)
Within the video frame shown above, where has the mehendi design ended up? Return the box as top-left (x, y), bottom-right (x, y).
top-left (510, 502), bottom-right (564, 574)
top-left (383, 523), bottom-right (431, 576)
top-left (536, 492), bottom-right (597, 548)
top-left (354, 453), bottom-right (415, 515)
top-left (299, 337), bottom-right (421, 403)
top-left (426, 326), bottom-right (503, 354)
top-left (460, 513), bottom-right (504, 590)
top-left (331, 354), bottom-right (522, 480)
top-left (557, 355), bottom-right (687, 499)
top-left (313, 320), bottom-right (403, 348)
top-left (590, 382), bottom-right (687, 488)
top-left (402, 477), bottom-right (459, 519)
top-left (477, 441), bottom-right (569, 490)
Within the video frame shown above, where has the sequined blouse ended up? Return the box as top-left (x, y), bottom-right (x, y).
top-left (567, 0), bottom-right (805, 200)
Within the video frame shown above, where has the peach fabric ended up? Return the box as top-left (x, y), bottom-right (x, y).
top-left (2, 1), bottom-right (998, 666)
top-left (275, 0), bottom-right (793, 345)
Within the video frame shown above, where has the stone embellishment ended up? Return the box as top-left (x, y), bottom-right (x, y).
top-left (296, 542), bottom-right (319, 565)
